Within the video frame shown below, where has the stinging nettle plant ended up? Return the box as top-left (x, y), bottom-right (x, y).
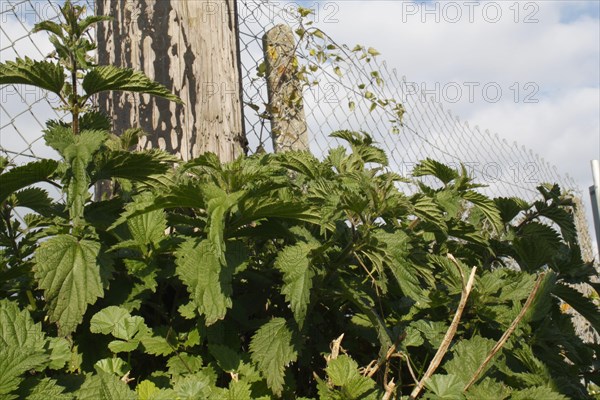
top-left (1, 2), bottom-right (599, 399)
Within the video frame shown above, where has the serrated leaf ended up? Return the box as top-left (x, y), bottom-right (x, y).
top-left (94, 357), bottom-right (129, 376)
top-left (108, 339), bottom-right (140, 353)
top-left (425, 374), bottom-right (464, 399)
top-left (0, 57), bottom-right (65, 94)
top-left (208, 344), bottom-right (241, 373)
top-left (411, 320), bottom-right (447, 350)
top-left (16, 378), bottom-right (73, 400)
top-left (465, 378), bottom-right (510, 400)
top-left (34, 235), bottom-right (103, 335)
top-left (552, 283), bottom-right (600, 333)
top-left (413, 158), bottom-right (459, 185)
top-left (0, 299), bottom-right (46, 350)
top-left (0, 301), bottom-right (49, 397)
top-left (221, 380), bottom-right (252, 400)
top-left (93, 150), bottom-right (174, 185)
top-left (326, 355), bottom-right (375, 397)
top-left (249, 318), bottom-right (298, 396)
top-left (0, 159), bottom-right (58, 204)
top-left (47, 337), bottom-right (71, 370)
top-left (90, 306), bottom-right (131, 335)
top-left (412, 194), bottom-right (446, 229)
top-left (0, 347), bottom-right (49, 397)
top-left (141, 334), bottom-right (174, 356)
top-left (462, 190), bottom-right (503, 233)
top-left (172, 373), bottom-right (212, 399)
top-left (167, 353), bottom-right (203, 376)
top-left (76, 372), bottom-right (136, 400)
top-left (443, 336), bottom-right (496, 386)
top-left (275, 243), bottom-right (316, 329)
top-left (82, 65), bottom-right (182, 103)
top-left (136, 380), bottom-right (160, 400)
top-left (494, 197), bottom-right (529, 224)
top-left (176, 239), bottom-right (236, 325)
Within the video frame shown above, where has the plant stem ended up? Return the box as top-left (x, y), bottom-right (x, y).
top-left (409, 266), bottom-right (477, 399)
top-left (70, 54), bottom-right (79, 136)
top-left (462, 272), bottom-right (545, 392)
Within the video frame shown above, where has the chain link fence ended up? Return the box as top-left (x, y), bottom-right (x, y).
top-left (1, 1), bottom-right (597, 263)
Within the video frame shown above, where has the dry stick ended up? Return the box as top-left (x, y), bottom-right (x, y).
top-left (463, 272), bottom-right (545, 392)
top-left (409, 266), bottom-right (477, 400)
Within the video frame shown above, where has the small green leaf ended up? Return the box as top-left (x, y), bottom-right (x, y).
top-left (94, 357), bottom-right (129, 376)
top-left (249, 318), bottom-right (298, 396)
top-left (90, 306), bottom-right (130, 335)
top-left (82, 65), bottom-right (182, 103)
top-left (16, 378), bottom-right (72, 400)
top-left (176, 239), bottom-right (233, 325)
top-left (34, 235), bottom-right (104, 336)
top-left (275, 243), bottom-right (316, 329)
top-left (0, 57), bottom-right (65, 95)
top-left (425, 374), bottom-right (464, 399)
top-left (327, 355), bottom-right (375, 397)
top-left (76, 371), bottom-right (136, 400)
top-left (0, 159), bottom-right (58, 204)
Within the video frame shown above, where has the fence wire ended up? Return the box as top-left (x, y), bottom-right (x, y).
top-left (0, 1), bottom-right (597, 265)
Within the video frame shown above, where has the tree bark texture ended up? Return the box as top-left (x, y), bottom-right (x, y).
top-left (96, 0), bottom-right (247, 162)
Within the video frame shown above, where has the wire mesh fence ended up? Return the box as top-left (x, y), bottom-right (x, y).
top-left (0, 0), bottom-right (597, 265)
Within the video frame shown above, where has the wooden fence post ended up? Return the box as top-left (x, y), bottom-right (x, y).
top-left (262, 24), bottom-right (309, 152)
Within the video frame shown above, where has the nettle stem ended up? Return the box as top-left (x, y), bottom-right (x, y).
top-left (71, 54), bottom-right (79, 136)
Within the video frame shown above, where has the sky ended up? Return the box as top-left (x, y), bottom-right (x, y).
top-left (0, 0), bottom-right (599, 253)
top-left (298, 0), bottom-right (600, 253)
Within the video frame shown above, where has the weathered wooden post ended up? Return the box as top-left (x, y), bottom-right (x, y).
top-left (96, 0), bottom-right (247, 162)
top-left (262, 24), bottom-right (309, 152)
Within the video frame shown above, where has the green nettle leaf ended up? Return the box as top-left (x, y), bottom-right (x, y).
top-left (82, 65), bottom-right (183, 103)
top-left (326, 355), bottom-right (376, 397)
top-left (16, 378), bottom-right (73, 400)
top-left (0, 57), bottom-right (65, 95)
top-left (93, 150), bottom-right (175, 185)
top-left (0, 347), bottom-right (49, 397)
top-left (411, 320), bottom-right (447, 350)
top-left (413, 158), bottom-right (459, 185)
top-left (176, 239), bottom-right (233, 325)
top-left (76, 372), bottom-right (136, 400)
top-left (0, 300), bottom-right (50, 398)
top-left (34, 235), bottom-right (103, 335)
top-left (47, 337), bottom-right (71, 370)
top-left (140, 334), bottom-right (175, 357)
top-left (249, 318), bottom-right (298, 396)
top-left (127, 208), bottom-right (167, 249)
top-left (462, 190), bottom-right (503, 232)
top-left (443, 336), bottom-right (496, 386)
top-left (173, 373), bottom-right (213, 399)
top-left (63, 130), bottom-right (107, 226)
top-left (465, 378), bottom-right (510, 400)
top-left (94, 357), bottom-right (130, 376)
top-left (425, 374), bottom-right (464, 399)
top-left (90, 306), bottom-right (148, 354)
top-left (0, 299), bottom-right (46, 349)
top-left (552, 283), bottom-right (600, 333)
top-left (0, 159), bottom-right (59, 204)
top-left (412, 194), bottom-right (446, 228)
top-left (90, 306), bottom-right (131, 335)
top-left (275, 243), bottom-right (316, 329)
top-left (221, 380), bottom-right (252, 400)
top-left (208, 344), bottom-right (241, 373)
